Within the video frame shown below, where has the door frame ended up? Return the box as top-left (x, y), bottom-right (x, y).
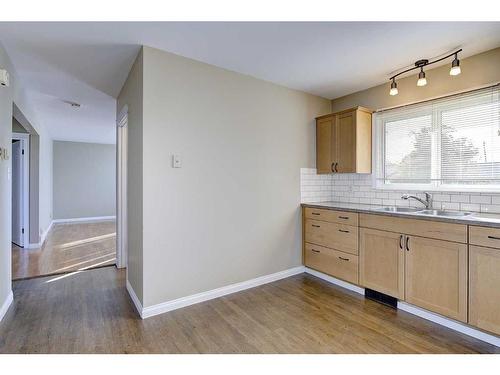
top-left (12, 132), bottom-right (30, 248)
top-left (116, 105), bottom-right (128, 269)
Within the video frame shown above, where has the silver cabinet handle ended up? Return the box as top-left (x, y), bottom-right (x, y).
top-left (405, 236), bottom-right (410, 251)
top-left (338, 229), bottom-right (349, 233)
top-left (311, 212), bottom-right (321, 216)
top-left (311, 249), bottom-right (320, 253)
top-left (487, 235), bottom-right (500, 240)
top-left (338, 216), bottom-right (349, 220)
top-left (399, 235), bottom-right (403, 250)
top-left (334, 162), bottom-right (338, 173)
top-left (338, 257), bottom-right (349, 261)
top-left (331, 162), bottom-right (335, 173)
top-left (312, 224), bottom-right (321, 228)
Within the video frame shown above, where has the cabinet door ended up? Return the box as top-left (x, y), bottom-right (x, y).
top-left (336, 111), bottom-right (356, 173)
top-left (469, 245), bottom-right (500, 335)
top-left (405, 236), bottom-right (467, 322)
top-left (359, 228), bottom-right (405, 299)
top-left (316, 116), bottom-right (335, 174)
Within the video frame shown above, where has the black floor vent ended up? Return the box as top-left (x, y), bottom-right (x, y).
top-left (365, 288), bottom-right (398, 309)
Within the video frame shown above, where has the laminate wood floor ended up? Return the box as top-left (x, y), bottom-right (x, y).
top-left (12, 221), bottom-right (116, 280)
top-left (0, 267), bottom-right (498, 354)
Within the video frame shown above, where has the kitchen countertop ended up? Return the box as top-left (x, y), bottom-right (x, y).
top-left (301, 201), bottom-right (500, 228)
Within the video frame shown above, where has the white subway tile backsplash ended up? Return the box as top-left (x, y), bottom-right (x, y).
top-left (470, 195), bottom-right (492, 204)
top-left (450, 194), bottom-right (470, 203)
top-left (460, 203), bottom-right (481, 212)
top-left (300, 168), bottom-right (500, 213)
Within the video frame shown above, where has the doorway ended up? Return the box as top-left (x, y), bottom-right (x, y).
top-left (11, 133), bottom-right (30, 248)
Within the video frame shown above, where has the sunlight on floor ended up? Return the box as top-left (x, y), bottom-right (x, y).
top-left (52, 252), bottom-right (116, 273)
top-left (55, 232), bottom-right (116, 250)
top-left (45, 258), bottom-right (116, 283)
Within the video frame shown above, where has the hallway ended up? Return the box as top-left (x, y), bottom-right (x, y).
top-left (12, 221), bottom-right (116, 280)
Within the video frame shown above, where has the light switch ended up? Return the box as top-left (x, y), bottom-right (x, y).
top-left (172, 154), bottom-right (182, 168)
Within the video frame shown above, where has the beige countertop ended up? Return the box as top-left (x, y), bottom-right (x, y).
top-left (301, 201), bottom-right (500, 228)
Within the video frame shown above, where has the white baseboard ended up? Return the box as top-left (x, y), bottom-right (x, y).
top-left (304, 267), bottom-right (365, 295)
top-left (139, 266), bottom-right (305, 319)
top-left (0, 290), bottom-right (14, 322)
top-left (52, 216), bottom-right (116, 224)
top-left (126, 279), bottom-right (143, 317)
top-left (24, 220), bottom-right (54, 249)
top-left (398, 302), bottom-right (500, 347)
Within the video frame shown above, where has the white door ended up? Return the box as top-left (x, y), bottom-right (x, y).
top-left (12, 140), bottom-right (24, 247)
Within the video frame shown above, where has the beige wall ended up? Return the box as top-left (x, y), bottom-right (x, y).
top-left (53, 141), bottom-right (116, 219)
top-left (138, 46), bottom-right (330, 307)
top-left (331, 47), bottom-right (500, 112)
top-left (0, 43), bottom-right (15, 314)
top-left (117, 49), bottom-right (144, 304)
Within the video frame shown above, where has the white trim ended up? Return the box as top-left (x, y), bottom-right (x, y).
top-left (398, 301), bottom-right (500, 347)
top-left (24, 220), bottom-right (53, 249)
top-left (52, 216), bottom-right (116, 224)
top-left (12, 133), bottom-right (30, 248)
top-left (116, 108), bottom-right (128, 269)
top-left (0, 290), bottom-right (14, 322)
top-left (139, 266), bottom-right (305, 319)
top-left (304, 267), bottom-right (365, 295)
top-left (126, 279), bottom-right (143, 317)
top-left (117, 105), bottom-right (128, 127)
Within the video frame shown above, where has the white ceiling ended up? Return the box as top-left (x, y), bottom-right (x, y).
top-left (0, 22), bottom-right (499, 143)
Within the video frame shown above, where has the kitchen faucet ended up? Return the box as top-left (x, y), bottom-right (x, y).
top-left (401, 192), bottom-right (432, 209)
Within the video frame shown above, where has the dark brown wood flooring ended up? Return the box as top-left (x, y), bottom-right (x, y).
top-left (0, 267), bottom-right (497, 354)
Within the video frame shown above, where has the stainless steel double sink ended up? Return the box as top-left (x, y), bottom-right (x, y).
top-left (375, 206), bottom-right (474, 218)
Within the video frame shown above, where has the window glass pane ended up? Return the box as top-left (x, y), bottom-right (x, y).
top-left (384, 114), bottom-right (432, 184)
top-left (441, 97), bottom-right (500, 186)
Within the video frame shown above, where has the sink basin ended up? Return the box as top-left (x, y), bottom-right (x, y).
top-left (375, 207), bottom-right (422, 213)
top-left (416, 209), bottom-right (474, 217)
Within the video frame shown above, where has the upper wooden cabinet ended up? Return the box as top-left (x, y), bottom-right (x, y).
top-left (316, 107), bottom-right (373, 174)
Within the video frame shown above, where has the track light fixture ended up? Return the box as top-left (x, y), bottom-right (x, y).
top-left (450, 53), bottom-right (461, 76)
top-left (417, 67), bottom-right (427, 87)
top-left (389, 78), bottom-right (398, 96)
top-left (388, 49), bottom-right (462, 96)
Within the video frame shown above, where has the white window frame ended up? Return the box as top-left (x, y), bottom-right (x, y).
top-left (373, 86), bottom-right (500, 193)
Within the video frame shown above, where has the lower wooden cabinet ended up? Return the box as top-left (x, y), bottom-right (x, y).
top-left (359, 228), bottom-right (405, 299)
top-left (304, 243), bottom-right (358, 284)
top-left (469, 245), bottom-right (500, 335)
top-left (405, 236), bottom-right (468, 322)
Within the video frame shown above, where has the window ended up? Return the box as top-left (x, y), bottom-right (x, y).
top-left (374, 85), bottom-right (500, 191)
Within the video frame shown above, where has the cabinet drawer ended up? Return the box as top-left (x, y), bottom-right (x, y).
top-left (305, 219), bottom-right (358, 255)
top-left (304, 207), bottom-right (358, 226)
top-left (304, 243), bottom-right (358, 284)
top-left (359, 213), bottom-right (467, 243)
top-left (469, 226), bottom-right (500, 249)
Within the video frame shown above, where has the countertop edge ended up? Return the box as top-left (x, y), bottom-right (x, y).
top-left (301, 202), bottom-right (500, 228)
